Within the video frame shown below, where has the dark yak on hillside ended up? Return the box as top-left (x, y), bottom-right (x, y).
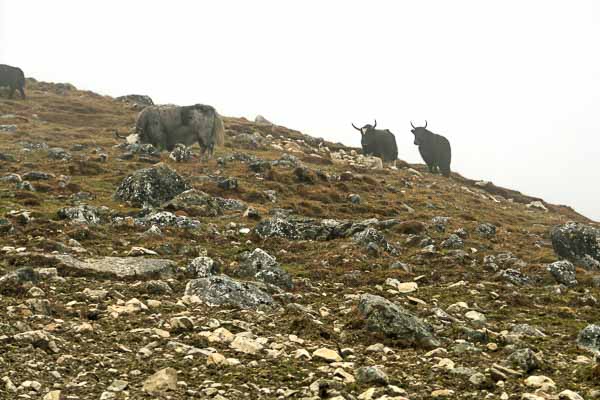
top-left (0, 64), bottom-right (26, 99)
top-left (352, 120), bottom-right (398, 166)
top-left (410, 121), bottom-right (452, 177)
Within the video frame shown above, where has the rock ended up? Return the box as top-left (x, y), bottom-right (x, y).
top-left (312, 348), bottom-right (342, 363)
top-left (0, 124), bottom-right (17, 133)
top-left (230, 336), bottom-right (264, 355)
top-left (233, 133), bottom-right (267, 150)
top-left (255, 115), bottom-right (272, 124)
top-left (187, 256), bottom-right (219, 278)
top-left (558, 390), bottom-right (584, 400)
top-left (42, 391), bottom-right (63, 400)
top-left (237, 248), bottom-right (293, 290)
top-left (142, 367), bottom-right (178, 394)
top-left (114, 163), bottom-right (190, 207)
top-left (550, 221), bottom-right (600, 269)
top-left (170, 316), bottom-right (194, 332)
top-left (169, 144), bottom-right (192, 162)
top-left (498, 268), bottom-right (530, 286)
top-left (127, 246), bottom-right (158, 256)
top-left (248, 159), bottom-right (272, 173)
top-left (523, 375), bottom-right (555, 390)
top-left (577, 324), bottom-right (600, 353)
top-left (136, 210), bottom-right (201, 229)
top-left (51, 254), bottom-right (176, 279)
top-left (184, 275), bottom-right (274, 310)
top-left (547, 260), bottom-right (578, 286)
top-left (23, 171), bottom-right (54, 181)
top-left (217, 177), bottom-right (238, 190)
top-left (465, 310), bottom-right (486, 324)
top-left (476, 223), bottom-right (497, 238)
top-left (355, 366), bottom-right (389, 385)
top-left (357, 294), bottom-right (440, 348)
top-left (431, 216), bottom-right (450, 232)
top-left (57, 205), bottom-right (106, 224)
top-left (527, 201), bottom-right (548, 211)
top-left (441, 234), bottom-right (464, 249)
top-left (348, 194), bottom-right (361, 204)
top-left (116, 94), bottom-right (154, 107)
top-left (353, 228), bottom-right (398, 255)
top-left (107, 379), bottom-right (128, 392)
top-left (12, 330), bottom-right (60, 353)
top-left (0, 218), bottom-right (14, 234)
top-left (144, 280), bottom-right (172, 294)
top-left (508, 348), bottom-right (542, 372)
top-left (432, 389), bottom-right (455, 398)
top-left (511, 324), bottom-right (546, 338)
top-left (47, 147), bottom-right (71, 160)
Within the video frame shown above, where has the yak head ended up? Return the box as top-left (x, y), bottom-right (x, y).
top-left (410, 121), bottom-right (429, 146)
top-left (352, 119), bottom-right (377, 136)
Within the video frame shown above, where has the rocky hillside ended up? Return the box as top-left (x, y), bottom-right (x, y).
top-left (0, 80), bottom-right (599, 400)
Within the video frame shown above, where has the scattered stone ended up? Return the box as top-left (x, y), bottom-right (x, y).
top-left (114, 163), bottom-right (190, 207)
top-left (187, 256), bottom-right (219, 278)
top-left (508, 348), bottom-right (542, 372)
top-left (312, 348), bottom-right (342, 363)
top-left (357, 294), bottom-right (440, 348)
top-left (184, 275), bottom-right (274, 310)
top-left (550, 221), bottom-right (600, 269)
top-left (577, 324), bottom-right (600, 353)
top-left (441, 234), bottom-right (464, 249)
top-left (355, 366), bottom-right (389, 385)
top-left (142, 367), bottom-right (178, 394)
top-left (237, 248), bottom-right (293, 290)
top-left (51, 254), bottom-right (176, 278)
top-left (230, 336), bottom-right (264, 355)
top-left (476, 223), bottom-right (497, 238)
top-left (47, 147), bottom-right (71, 160)
top-left (547, 260), bottom-right (578, 286)
top-left (169, 144), bottom-right (192, 162)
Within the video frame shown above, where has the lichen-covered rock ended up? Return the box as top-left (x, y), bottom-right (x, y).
top-left (550, 222), bottom-right (600, 270)
top-left (57, 205), bottom-right (108, 225)
top-left (169, 144), bottom-right (192, 162)
top-left (187, 256), bottom-right (219, 278)
top-left (51, 254), bottom-right (177, 279)
top-left (116, 94), bottom-right (154, 107)
top-left (163, 189), bottom-right (245, 217)
top-left (353, 228), bottom-right (398, 255)
top-left (357, 294), bottom-right (440, 348)
top-left (577, 324), bottom-right (600, 353)
top-left (476, 223), bottom-right (497, 238)
top-left (0, 218), bottom-right (14, 234)
top-left (22, 171), bottom-right (54, 181)
top-left (114, 163), bottom-right (190, 207)
top-left (508, 348), bottom-right (542, 372)
top-left (135, 211), bottom-right (201, 229)
top-left (184, 275), bottom-right (274, 310)
top-left (442, 234), bottom-right (464, 249)
top-left (431, 216), bottom-right (450, 232)
top-left (47, 147), bottom-right (71, 160)
top-left (237, 248), bottom-right (293, 290)
top-left (498, 269), bottom-right (530, 286)
top-left (484, 252), bottom-right (527, 271)
top-left (546, 260), bottom-right (577, 286)
top-left (355, 366), bottom-right (389, 385)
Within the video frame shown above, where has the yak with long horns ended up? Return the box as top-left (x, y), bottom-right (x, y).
top-left (410, 120), bottom-right (452, 177)
top-left (352, 119), bottom-right (398, 165)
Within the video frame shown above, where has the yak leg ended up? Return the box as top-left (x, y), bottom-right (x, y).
top-left (8, 86), bottom-right (16, 99)
top-left (19, 86), bottom-right (25, 99)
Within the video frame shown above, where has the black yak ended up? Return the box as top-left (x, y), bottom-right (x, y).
top-left (352, 120), bottom-right (398, 165)
top-left (0, 64), bottom-right (26, 99)
top-left (410, 121), bottom-right (451, 177)
top-left (116, 104), bottom-right (225, 158)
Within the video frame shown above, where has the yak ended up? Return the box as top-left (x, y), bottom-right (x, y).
top-left (118, 104), bottom-right (225, 158)
top-left (410, 121), bottom-right (451, 177)
top-left (0, 64), bottom-right (26, 99)
top-left (352, 120), bottom-right (398, 165)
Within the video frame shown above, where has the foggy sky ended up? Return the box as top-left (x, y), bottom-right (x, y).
top-left (1, 1), bottom-right (598, 221)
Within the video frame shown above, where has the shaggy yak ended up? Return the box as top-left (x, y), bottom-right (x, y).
top-left (119, 104), bottom-right (225, 158)
top-left (352, 120), bottom-right (398, 165)
top-left (410, 121), bottom-right (452, 177)
top-left (0, 64), bottom-right (26, 99)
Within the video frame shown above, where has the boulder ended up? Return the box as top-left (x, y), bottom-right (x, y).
top-left (114, 163), bottom-right (190, 207)
top-left (57, 205), bottom-right (107, 225)
top-left (546, 260), bottom-right (577, 286)
top-left (187, 256), bottom-right (219, 278)
top-left (116, 94), bottom-right (154, 107)
top-left (476, 223), bottom-right (497, 238)
top-left (169, 144), bottom-right (192, 162)
top-left (353, 228), bottom-right (398, 255)
top-left (50, 255), bottom-right (176, 279)
top-left (142, 367), bottom-right (177, 394)
top-left (357, 294), bottom-right (439, 348)
top-left (508, 348), bottom-right (542, 372)
top-left (550, 222), bottom-right (600, 269)
top-left (163, 189), bottom-right (245, 217)
top-left (355, 366), bottom-right (389, 385)
top-left (237, 248), bottom-right (293, 290)
top-left (47, 147), bottom-right (71, 160)
top-left (441, 234), bottom-right (464, 249)
top-left (577, 324), bottom-right (600, 353)
top-left (184, 275), bottom-right (274, 310)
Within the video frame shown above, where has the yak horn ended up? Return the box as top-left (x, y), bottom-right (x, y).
top-left (410, 121), bottom-right (416, 129)
top-left (373, 119), bottom-right (377, 128)
top-left (352, 123), bottom-right (361, 131)
top-left (424, 120), bottom-right (428, 129)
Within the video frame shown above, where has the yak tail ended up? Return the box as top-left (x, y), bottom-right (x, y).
top-left (213, 113), bottom-right (225, 147)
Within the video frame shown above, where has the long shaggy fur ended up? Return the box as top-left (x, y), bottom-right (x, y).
top-left (412, 127), bottom-right (452, 177)
top-left (0, 64), bottom-right (26, 99)
top-left (135, 104), bottom-right (224, 157)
